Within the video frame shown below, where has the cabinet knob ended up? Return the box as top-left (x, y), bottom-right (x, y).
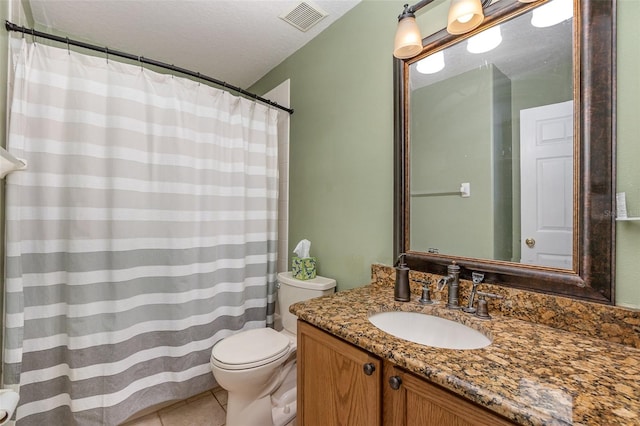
top-left (363, 363), bottom-right (376, 376)
top-left (389, 375), bottom-right (402, 390)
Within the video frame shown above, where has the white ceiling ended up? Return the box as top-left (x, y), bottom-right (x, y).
top-left (28, 0), bottom-right (361, 89)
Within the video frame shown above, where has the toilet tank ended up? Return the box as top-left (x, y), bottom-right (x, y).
top-left (277, 271), bottom-right (336, 335)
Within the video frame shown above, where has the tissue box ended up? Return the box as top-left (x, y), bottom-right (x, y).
top-left (292, 256), bottom-right (317, 280)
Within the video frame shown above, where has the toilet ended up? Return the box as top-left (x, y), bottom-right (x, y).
top-left (210, 271), bottom-right (336, 426)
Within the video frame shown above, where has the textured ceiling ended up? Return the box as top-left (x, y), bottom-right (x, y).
top-left (28, 0), bottom-right (361, 89)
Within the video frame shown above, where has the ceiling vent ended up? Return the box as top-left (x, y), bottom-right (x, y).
top-left (280, 2), bottom-right (328, 32)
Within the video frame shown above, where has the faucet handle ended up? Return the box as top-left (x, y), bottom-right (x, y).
top-left (476, 291), bottom-right (504, 300)
top-left (436, 276), bottom-right (449, 292)
top-left (416, 279), bottom-right (435, 305)
top-left (474, 291), bottom-right (504, 320)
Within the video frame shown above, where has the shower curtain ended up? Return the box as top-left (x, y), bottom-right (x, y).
top-left (3, 39), bottom-right (279, 425)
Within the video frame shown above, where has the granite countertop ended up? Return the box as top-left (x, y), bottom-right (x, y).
top-left (290, 282), bottom-right (640, 426)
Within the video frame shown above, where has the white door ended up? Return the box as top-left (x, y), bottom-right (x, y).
top-left (520, 100), bottom-right (573, 268)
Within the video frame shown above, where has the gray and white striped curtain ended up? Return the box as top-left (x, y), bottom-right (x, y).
top-left (3, 39), bottom-right (278, 425)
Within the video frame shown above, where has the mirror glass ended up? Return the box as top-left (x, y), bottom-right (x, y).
top-left (408, 2), bottom-right (574, 269)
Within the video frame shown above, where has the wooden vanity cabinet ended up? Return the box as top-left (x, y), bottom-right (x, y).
top-left (298, 320), bottom-right (517, 426)
top-left (383, 362), bottom-right (516, 426)
top-left (297, 320), bottom-right (382, 426)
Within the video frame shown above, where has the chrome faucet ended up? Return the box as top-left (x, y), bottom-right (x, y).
top-left (437, 261), bottom-right (462, 309)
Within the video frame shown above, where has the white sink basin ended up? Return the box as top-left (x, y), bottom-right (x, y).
top-left (368, 311), bottom-right (491, 350)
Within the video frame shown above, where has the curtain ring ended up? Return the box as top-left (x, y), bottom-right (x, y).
top-left (139, 56), bottom-right (143, 72)
top-left (66, 37), bottom-right (70, 55)
top-left (31, 28), bottom-right (35, 43)
top-left (104, 47), bottom-right (108, 64)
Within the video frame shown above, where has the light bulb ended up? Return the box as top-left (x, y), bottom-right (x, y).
top-left (457, 13), bottom-right (474, 24)
top-left (531, 0), bottom-right (573, 28)
top-left (416, 51), bottom-right (445, 74)
top-left (467, 25), bottom-right (502, 54)
top-left (447, 0), bottom-right (484, 35)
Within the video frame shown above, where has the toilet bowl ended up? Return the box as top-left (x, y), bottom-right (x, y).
top-left (210, 272), bottom-right (336, 426)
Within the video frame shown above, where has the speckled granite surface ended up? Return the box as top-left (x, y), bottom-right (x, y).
top-left (291, 265), bottom-right (640, 426)
top-left (372, 264), bottom-right (640, 348)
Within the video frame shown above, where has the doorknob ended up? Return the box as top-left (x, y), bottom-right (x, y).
top-left (525, 238), bottom-right (535, 248)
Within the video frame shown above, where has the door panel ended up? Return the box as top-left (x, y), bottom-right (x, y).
top-left (520, 100), bottom-right (573, 269)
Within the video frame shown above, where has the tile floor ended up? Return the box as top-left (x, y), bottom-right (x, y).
top-left (121, 387), bottom-right (228, 426)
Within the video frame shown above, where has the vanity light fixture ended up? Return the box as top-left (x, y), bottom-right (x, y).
top-left (393, 0), bottom-right (492, 59)
top-left (531, 0), bottom-right (573, 28)
top-left (466, 25), bottom-right (502, 53)
top-left (447, 0), bottom-right (486, 35)
top-left (416, 51), bottom-right (445, 74)
top-left (393, 5), bottom-right (424, 59)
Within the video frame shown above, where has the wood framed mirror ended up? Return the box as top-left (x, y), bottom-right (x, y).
top-left (393, 0), bottom-right (616, 303)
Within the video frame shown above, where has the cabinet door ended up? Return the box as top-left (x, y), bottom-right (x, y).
top-left (298, 320), bottom-right (382, 426)
top-left (383, 362), bottom-right (516, 426)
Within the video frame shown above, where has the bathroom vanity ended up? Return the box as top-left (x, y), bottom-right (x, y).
top-left (298, 320), bottom-right (515, 425)
top-left (291, 266), bottom-right (640, 426)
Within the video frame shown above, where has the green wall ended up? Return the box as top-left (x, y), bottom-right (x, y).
top-left (252, 0), bottom-right (640, 306)
top-left (615, 0), bottom-right (640, 309)
top-left (251, 1), bottom-right (400, 291)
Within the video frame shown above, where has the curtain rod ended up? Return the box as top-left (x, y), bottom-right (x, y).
top-left (5, 21), bottom-right (294, 115)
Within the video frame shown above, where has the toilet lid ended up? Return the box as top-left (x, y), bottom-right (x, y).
top-left (212, 328), bottom-right (291, 368)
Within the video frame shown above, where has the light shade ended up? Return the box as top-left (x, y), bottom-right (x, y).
top-left (467, 25), bottom-right (502, 53)
top-left (531, 0), bottom-right (573, 28)
top-left (416, 51), bottom-right (445, 74)
top-left (393, 16), bottom-right (423, 59)
top-left (447, 0), bottom-right (484, 35)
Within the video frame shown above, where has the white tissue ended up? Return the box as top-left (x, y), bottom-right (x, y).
top-left (0, 389), bottom-right (19, 425)
top-left (293, 239), bottom-right (311, 258)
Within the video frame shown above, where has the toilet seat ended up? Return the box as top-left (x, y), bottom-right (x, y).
top-left (211, 328), bottom-right (292, 370)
